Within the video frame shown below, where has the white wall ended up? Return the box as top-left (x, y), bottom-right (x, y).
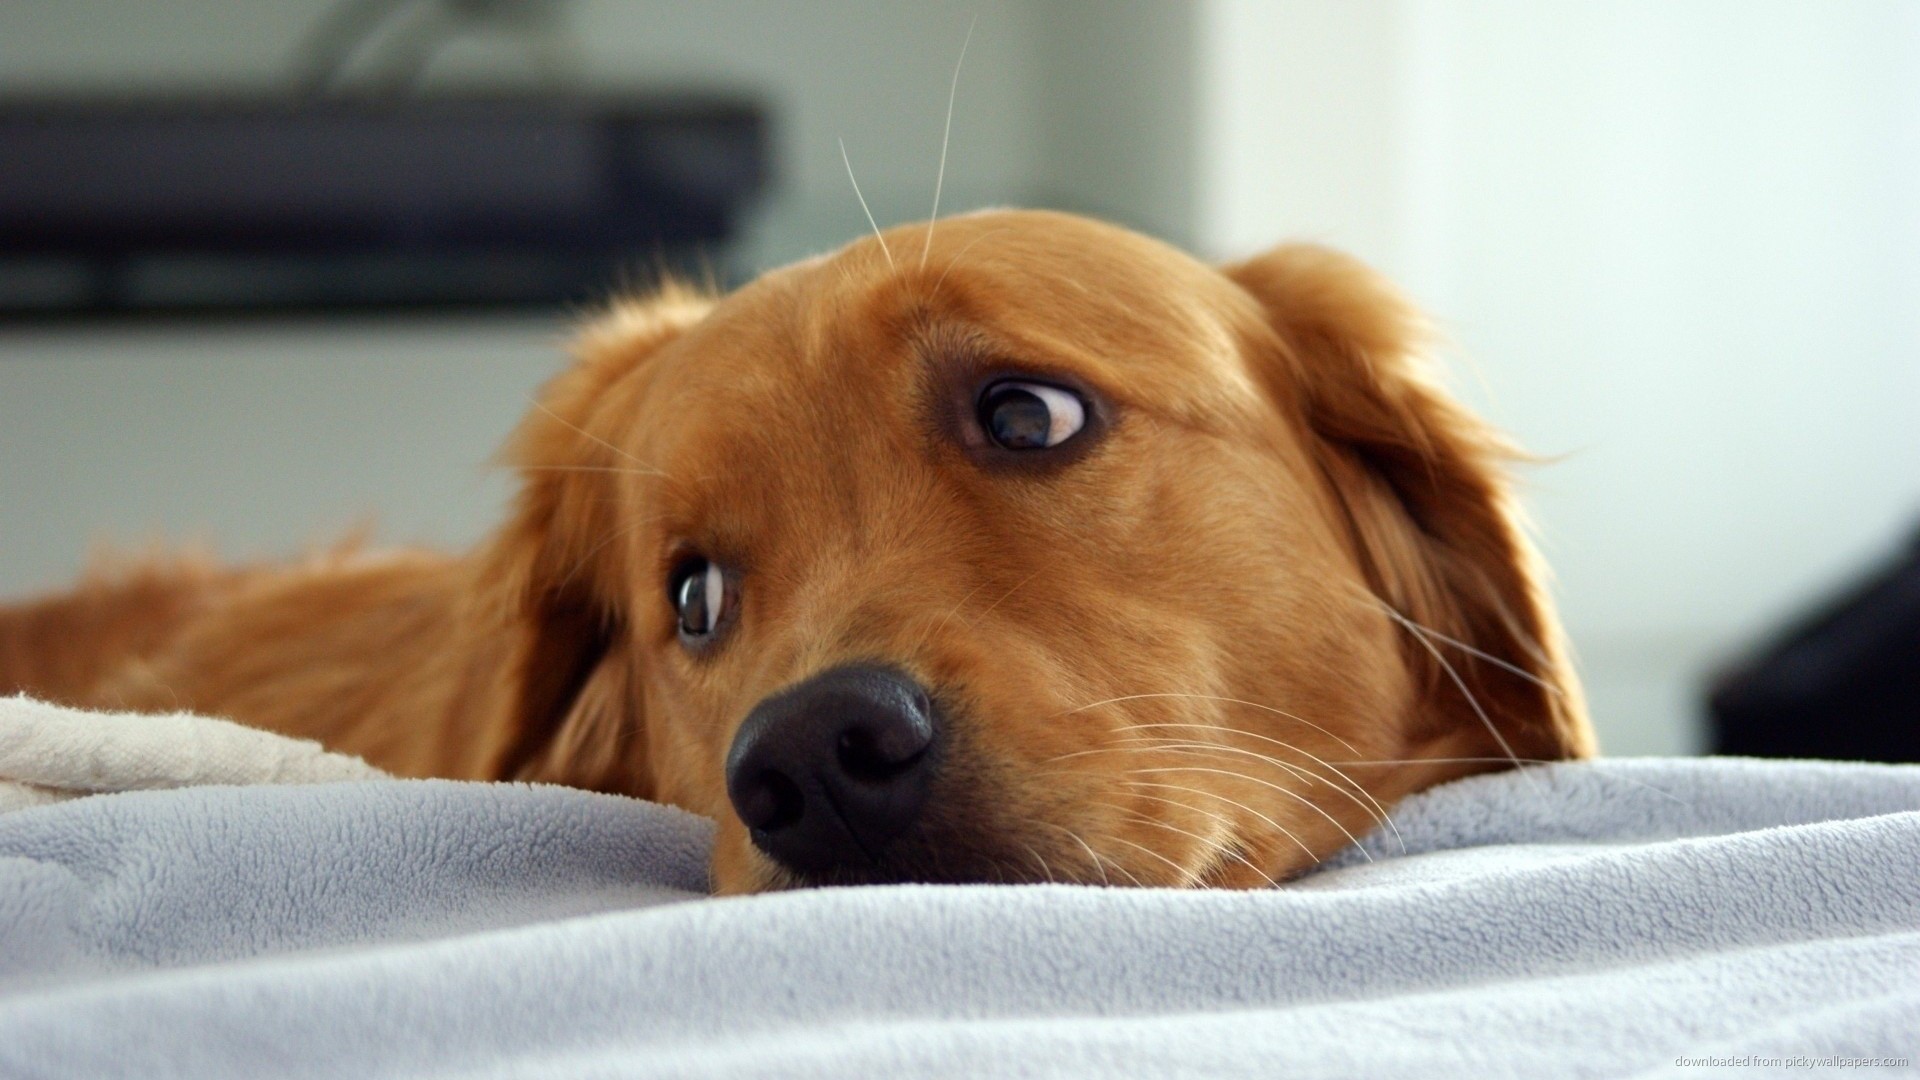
top-left (1193, 1), bottom-right (1409, 267)
top-left (0, 316), bottom-right (565, 592)
top-left (1031, 0), bottom-right (1200, 247)
top-left (1189, 0), bottom-right (1920, 753)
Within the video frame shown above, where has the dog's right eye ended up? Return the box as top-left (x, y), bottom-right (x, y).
top-left (977, 381), bottom-right (1087, 450)
top-left (670, 558), bottom-right (730, 641)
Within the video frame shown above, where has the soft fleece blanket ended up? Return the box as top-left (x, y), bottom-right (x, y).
top-left (1, 702), bottom-right (1916, 1078)
top-left (0, 695), bottom-right (385, 812)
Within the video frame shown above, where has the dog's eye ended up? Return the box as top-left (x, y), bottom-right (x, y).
top-left (978, 381), bottom-right (1086, 450)
top-left (670, 558), bottom-right (729, 640)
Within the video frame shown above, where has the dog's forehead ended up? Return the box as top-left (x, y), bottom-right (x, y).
top-left (690, 211), bottom-right (1258, 410)
top-left (629, 212), bottom-right (1278, 516)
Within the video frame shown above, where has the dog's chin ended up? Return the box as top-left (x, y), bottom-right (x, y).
top-left (729, 822), bottom-right (1052, 891)
top-left (756, 861), bottom-right (1017, 891)
top-left (710, 794), bottom-right (1078, 892)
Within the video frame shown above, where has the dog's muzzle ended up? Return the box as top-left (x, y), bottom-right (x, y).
top-left (724, 664), bottom-right (939, 878)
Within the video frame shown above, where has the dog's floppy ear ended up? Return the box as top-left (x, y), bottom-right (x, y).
top-left (469, 284), bottom-right (714, 794)
top-left (1223, 245), bottom-right (1594, 762)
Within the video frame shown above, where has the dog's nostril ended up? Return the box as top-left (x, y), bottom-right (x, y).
top-left (738, 769), bottom-right (804, 831)
top-left (836, 727), bottom-right (922, 782)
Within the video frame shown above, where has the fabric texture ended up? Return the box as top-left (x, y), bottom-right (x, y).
top-left (0, 697), bottom-right (1916, 1078)
top-left (0, 694), bottom-right (385, 812)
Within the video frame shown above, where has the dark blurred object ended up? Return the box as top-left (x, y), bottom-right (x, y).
top-left (0, 95), bottom-right (767, 314)
top-left (1709, 524), bottom-right (1920, 762)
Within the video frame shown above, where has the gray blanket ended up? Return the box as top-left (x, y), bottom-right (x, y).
top-left (2, 758), bottom-right (1916, 1078)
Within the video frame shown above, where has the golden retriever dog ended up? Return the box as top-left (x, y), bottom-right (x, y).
top-left (0, 210), bottom-right (1592, 892)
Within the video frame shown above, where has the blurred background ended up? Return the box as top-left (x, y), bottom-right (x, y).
top-left (2, 1), bottom-right (1916, 758)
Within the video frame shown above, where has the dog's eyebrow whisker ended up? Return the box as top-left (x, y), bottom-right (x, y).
top-left (1128, 764), bottom-right (1374, 862)
top-left (925, 226), bottom-right (1011, 305)
top-left (920, 15), bottom-right (975, 272)
top-left (1064, 693), bottom-right (1361, 757)
top-left (1111, 722), bottom-right (1404, 852)
top-left (525, 397), bottom-right (663, 473)
top-left (838, 137), bottom-right (895, 272)
top-left (554, 513), bottom-right (664, 594)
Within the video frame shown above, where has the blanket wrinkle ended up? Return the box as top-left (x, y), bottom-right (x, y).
top-left (0, 696), bottom-right (1916, 1077)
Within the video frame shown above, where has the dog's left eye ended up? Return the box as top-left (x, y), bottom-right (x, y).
top-left (670, 558), bottom-right (730, 640)
top-left (978, 381), bottom-right (1087, 450)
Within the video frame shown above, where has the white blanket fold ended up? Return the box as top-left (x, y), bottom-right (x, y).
top-left (0, 694), bottom-right (385, 812)
top-left (1, 695), bottom-right (1915, 1078)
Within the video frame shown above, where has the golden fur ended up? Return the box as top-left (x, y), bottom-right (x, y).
top-left (0, 210), bottom-right (1592, 892)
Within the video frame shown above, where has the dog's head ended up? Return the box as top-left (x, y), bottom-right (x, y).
top-left (473, 210), bottom-right (1592, 892)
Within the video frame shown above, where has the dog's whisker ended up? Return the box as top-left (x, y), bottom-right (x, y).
top-left (1095, 829), bottom-right (1200, 889)
top-left (1064, 692), bottom-right (1361, 756)
top-left (1123, 738), bottom-right (1392, 840)
top-left (1102, 802), bottom-right (1279, 889)
top-left (1377, 604), bottom-right (1539, 794)
top-left (526, 397), bottom-right (662, 473)
top-left (963, 568), bottom-right (1043, 628)
top-left (1128, 764), bottom-right (1373, 861)
top-left (1104, 735), bottom-right (1318, 783)
top-left (926, 225), bottom-right (1010, 304)
top-left (1019, 841), bottom-right (1058, 884)
top-left (1032, 820), bottom-right (1113, 886)
top-left (838, 137), bottom-right (895, 272)
top-left (1357, 589), bottom-right (1563, 697)
top-left (554, 514), bottom-right (663, 594)
top-left (1130, 780), bottom-right (1316, 863)
top-left (1080, 837), bottom-right (1142, 887)
top-left (1037, 745), bottom-right (1139, 766)
top-left (1122, 788), bottom-right (1237, 833)
top-left (902, 576), bottom-right (993, 660)
top-left (920, 15), bottom-right (975, 272)
top-left (1117, 792), bottom-right (1285, 887)
top-left (1042, 740), bottom-right (1309, 791)
top-left (1111, 723), bottom-right (1404, 852)
top-left (1474, 586), bottom-right (1558, 670)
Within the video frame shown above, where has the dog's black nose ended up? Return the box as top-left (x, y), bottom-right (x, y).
top-left (724, 665), bottom-right (938, 876)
